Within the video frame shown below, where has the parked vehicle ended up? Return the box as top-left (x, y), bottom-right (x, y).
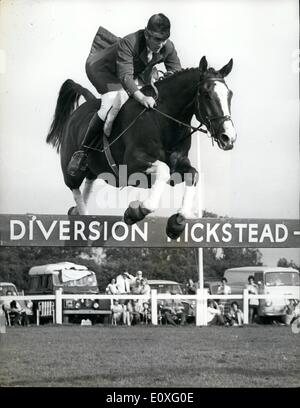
top-left (0, 282), bottom-right (18, 297)
top-left (218, 266), bottom-right (300, 318)
top-left (27, 262), bottom-right (111, 323)
top-left (147, 280), bottom-right (195, 322)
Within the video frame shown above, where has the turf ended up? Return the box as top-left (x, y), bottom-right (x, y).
top-left (0, 325), bottom-right (299, 387)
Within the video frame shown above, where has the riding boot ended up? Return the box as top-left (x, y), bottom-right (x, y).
top-left (67, 113), bottom-right (103, 177)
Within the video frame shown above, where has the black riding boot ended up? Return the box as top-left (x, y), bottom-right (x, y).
top-left (67, 113), bottom-right (103, 177)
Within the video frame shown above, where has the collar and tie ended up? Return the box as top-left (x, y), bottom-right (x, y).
top-left (147, 48), bottom-right (153, 63)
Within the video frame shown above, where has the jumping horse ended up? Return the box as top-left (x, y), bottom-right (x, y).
top-left (46, 56), bottom-right (237, 239)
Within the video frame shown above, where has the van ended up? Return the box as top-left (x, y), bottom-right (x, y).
top-left (223, 266), bottom-right (300, 317)
top-left (27, 262), bottom-right (111, 323)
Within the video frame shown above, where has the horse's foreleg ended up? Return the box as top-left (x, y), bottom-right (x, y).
top-left (82, 178), bottom-right (95, 205)
top-left (166, 160), bottom-right (199, 239)
top-left (124, 160), bottom-right (170, 225)
top-left (72, 188), bottom-right (89, 215)
top-left (178, 171), bottom-right (199, 219)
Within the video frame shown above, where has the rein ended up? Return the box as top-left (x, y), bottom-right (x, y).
top-left (84, 99), bottom-right (208, 155)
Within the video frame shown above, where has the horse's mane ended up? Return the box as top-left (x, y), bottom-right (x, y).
top-left (158, 67), bottom-right (199, 84)
top-left (155, 66), bottom-right (222, 88)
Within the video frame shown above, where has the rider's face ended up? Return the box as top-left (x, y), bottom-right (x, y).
top-left (145, 30), bottom-right (168, 53)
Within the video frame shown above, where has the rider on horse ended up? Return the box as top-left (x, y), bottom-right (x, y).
top-left (68, 13), bottom-right (182, 175)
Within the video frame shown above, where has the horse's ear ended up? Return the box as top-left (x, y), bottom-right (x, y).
top-left (219, 58), bottom-right (233, 77)
top-left (199, 56), bottom-right (208, 74)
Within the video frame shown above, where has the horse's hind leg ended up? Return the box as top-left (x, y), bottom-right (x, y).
top-left (124, 160), bottom-right (170, 225)
top-left (66, 170), bottom-right (95, 215)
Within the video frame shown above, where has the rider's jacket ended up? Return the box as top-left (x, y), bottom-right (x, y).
top-left (86, 27), bottom-right (182, 96)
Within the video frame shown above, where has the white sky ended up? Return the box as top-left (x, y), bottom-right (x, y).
top-left (0, 0), bottom-right (299, 264)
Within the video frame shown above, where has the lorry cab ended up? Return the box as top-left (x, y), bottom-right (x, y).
top-left (223, 266), bottom-right (300, 317)
top-left (28, 262), bottom-right (99, 295)
top-left (27, 262), bottom-right (110, 323)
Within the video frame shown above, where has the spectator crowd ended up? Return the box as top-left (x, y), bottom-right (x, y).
top-left (106, 270), bottom-right (152, 325)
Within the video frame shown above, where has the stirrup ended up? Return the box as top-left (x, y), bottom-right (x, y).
top-left (67, 150), bottom-right (88, 177)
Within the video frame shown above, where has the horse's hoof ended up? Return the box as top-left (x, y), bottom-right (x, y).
top-left (123, 207), bottom-right (137, 225)
top-left (68, 206), bottom-right (79, 215)
top-left (123, 201), bottom-right (151, 225)
top-left (166, 213), bottom-right (186, 240)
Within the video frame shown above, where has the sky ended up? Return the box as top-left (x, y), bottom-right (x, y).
top-left (0, 0), bottom-right (299, 265)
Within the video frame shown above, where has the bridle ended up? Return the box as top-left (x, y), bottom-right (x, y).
top-left (194, 77), bottom-right (233, 148)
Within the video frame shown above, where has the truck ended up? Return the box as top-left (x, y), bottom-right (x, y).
top-left (27, 262), bottom-right (111, 324)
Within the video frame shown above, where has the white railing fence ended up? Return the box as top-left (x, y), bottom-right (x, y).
top-left (0, 289), bottom-right (298, 326)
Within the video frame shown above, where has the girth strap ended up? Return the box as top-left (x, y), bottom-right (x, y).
top-left (102, 134), bottom-right (119, 177)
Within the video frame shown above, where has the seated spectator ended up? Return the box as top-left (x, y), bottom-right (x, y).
top-left (142, 302), bottom-right (151, 324)
top-left (123, 300), bottom-right (133, 326)
top-left (282, 299), bottom-right (300, 326)
top-left (207, 300), bottom-right (225, 326)
top-left (2, 290), bottom-right (29, 326)
top-left (217, 277), bottom-right (231, 316)
top-left (161, 300), bottom-right (186, 326)
top-left (225, 301), bottom-right (244, 326)
top-left (105, 278), bottom-right (120, 295)
top-left (110, 299), bottom-right (124, 325)
top-left (131, 300), bottom-right (143, 325)
top-left (10, 300), bottom-right (30, 326)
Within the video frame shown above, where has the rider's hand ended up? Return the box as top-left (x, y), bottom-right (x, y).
top-left (141, 96), bottom-right (156, 109)
top-left (133, 90), bottom-right (156, 109)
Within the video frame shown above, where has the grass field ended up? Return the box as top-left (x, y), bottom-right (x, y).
top-left (0, 324), bottom-right (299, 387)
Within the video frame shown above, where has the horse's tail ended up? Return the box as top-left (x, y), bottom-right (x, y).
top-left (46, 79), bottom-right (96, 152)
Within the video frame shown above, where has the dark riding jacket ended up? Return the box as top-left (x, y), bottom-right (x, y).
top-left (87, 28), bottom-right (182, 95)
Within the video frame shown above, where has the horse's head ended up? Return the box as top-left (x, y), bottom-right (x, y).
top-left (195, 56), bottom-right (237, 151)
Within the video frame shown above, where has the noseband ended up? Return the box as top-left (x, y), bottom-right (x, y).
top-left (195, 77), bottom-right (233, 146)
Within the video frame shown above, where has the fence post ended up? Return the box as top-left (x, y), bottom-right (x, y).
top-left (55, 289), bottom-right (63, 325)
top-left (36, 307), bottom-right (40, 326)
top-left (196, 288), bottom-right (202, 326)
top-left (0, 308), bottom-right (6, 334)
top-left (202, 289), bottom-right (208, 326)
top-left (243, 289), bottom-right (249, 325)
top-left (151, 289), bottom-right (158, 325)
